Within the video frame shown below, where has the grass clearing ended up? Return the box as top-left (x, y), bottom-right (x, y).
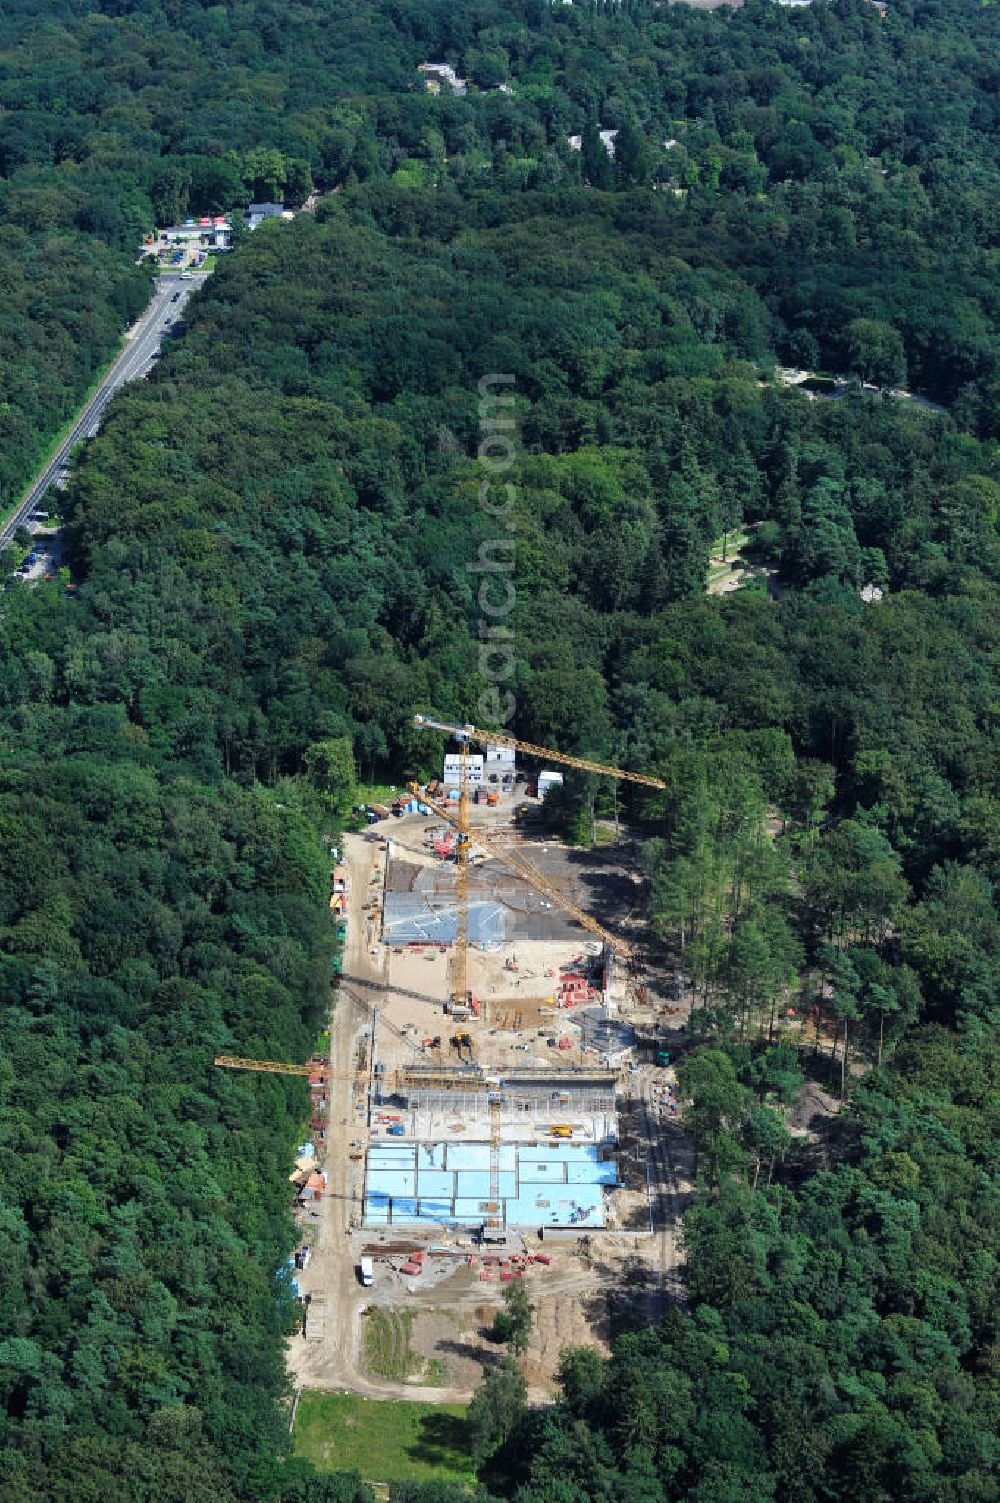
top-left (705, 524), bottom-right (780, 596)
top-left (708, 527), bottom-right (751, 560)
top-left (356, 781), bottom-right (405, 807)
top-left (293, 1391), bottom-right (474, 1484)
top-left (362, 1306), bottom-right (419, 1381)
top-left (706, 531), bottom-right (751, 588)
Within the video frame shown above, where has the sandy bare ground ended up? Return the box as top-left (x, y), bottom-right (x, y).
top-left (286, 830), bottom-right (385, 1393)
top-left (286, 828), bottom-right (695, 1405)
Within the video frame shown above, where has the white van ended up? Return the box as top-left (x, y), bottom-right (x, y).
top-left (359, 1257), bottom-right (374, 1287)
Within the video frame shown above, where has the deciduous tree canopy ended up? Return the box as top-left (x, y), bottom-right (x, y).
top-left (1, 0), bottom-right (999, 1497)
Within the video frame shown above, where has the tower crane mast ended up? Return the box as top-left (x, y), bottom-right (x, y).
top-left (453, 738), bottom-right (471, 1011)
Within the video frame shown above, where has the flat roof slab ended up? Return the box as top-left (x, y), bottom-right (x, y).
top-left (364, 1138), bottom-right (617, 1229)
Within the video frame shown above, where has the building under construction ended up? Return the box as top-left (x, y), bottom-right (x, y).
top-left (365, 1067), bottom-right (620, 1233)
top-left (360, 714), bottom-right (664, 1238)
top-left (381, 855), bottom-right (606, 948)
top-left (363, 817), bottom-right (640, 1233)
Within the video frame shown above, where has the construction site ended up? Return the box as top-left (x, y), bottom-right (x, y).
top-left (349, 718), bottom-right (664, 1242)
top-left (248, 718), bottom-right (694, 1399)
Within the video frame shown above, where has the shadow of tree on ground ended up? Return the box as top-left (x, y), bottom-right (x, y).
top-left (405, 1409), bottom-right (472, 1469)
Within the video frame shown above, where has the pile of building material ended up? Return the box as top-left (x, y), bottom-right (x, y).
top-left (479, 1251), bottom-right (553, 1281)
top-left (293, 1169), bottom-right (327, 1205)
top-left (558, 973), bottom-right (594, 1009)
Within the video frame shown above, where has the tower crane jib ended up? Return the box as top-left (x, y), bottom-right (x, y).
top-left (412, 715), bottom-right (667, 790)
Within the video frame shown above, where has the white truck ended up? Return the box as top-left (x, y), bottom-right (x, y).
top-left (359, 1256), bottom-right (374, 1287)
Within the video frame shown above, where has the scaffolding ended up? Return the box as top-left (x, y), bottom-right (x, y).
top-left (401, 1079), bottom-right (618, 1145)
top-left (402, 1087), bottom-right (616, 1119)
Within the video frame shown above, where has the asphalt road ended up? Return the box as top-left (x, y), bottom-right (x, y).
top-left (0, 272), bottom-right (208, 554)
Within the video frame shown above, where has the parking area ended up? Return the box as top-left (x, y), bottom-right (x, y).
top-left (139, 235), bottom-right (217, 274)
top-left (3, 516), bottom-right (63, 589)
top-left (148, 244), bottom-right (212, 272)
top-left (17, 522), bottom-right (63, 582)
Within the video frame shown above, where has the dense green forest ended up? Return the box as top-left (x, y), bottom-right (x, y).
top-left (1, 0), bottom-right (999, 508)
top-left (1, 0), bottom-right (999, 1499)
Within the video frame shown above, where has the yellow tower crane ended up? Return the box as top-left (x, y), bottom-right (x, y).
top-left (454, 737), bottom-right (471, 1015)
top-left (213, 1055), bottom-right (360, 1081)
top-left (413, 716), bottom-right (668, 790)
top-left (485, 1081), bottom-right (505, 1244)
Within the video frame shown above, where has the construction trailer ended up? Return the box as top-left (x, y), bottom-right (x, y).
top-left (484, 742), bottom-right (516, 786)
top-left (443, 752), bottom-right (484, 786)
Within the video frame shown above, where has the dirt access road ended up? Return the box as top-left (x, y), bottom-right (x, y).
top-left (286, 830), bottom-right (475, 1401)
top-left (286, 829), bottom-right (392, 1392)
top-left (639, 1076), bottom-right (694, 1310)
